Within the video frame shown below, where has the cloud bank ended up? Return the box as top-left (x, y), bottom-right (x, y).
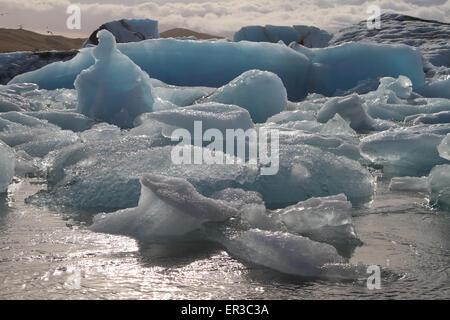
top-left (0, 0), bottom-right (448, 38)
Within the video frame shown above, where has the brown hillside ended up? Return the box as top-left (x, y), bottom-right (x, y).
top-left (160, 28), bottom-right (223, 40)
top-left (0, 28), bottom-right (86, 53)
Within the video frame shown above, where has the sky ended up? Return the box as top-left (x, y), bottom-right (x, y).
top-left (0, 0), bottom-right (449, 39)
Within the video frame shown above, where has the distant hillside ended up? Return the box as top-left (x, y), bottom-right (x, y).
top-left (160, 28), bottom-right (223, 40)
top-left (0, 28), bottom-right (86, 53)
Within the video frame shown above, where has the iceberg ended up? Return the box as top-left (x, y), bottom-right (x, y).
top-left (83, 18), bottom-right (159, 47)
top-left (0, 141), bottom-right (15, 193)
top-left (11, 38), bottom-right (311, 102)
top-left (289, 42), bottom-right (425, 96)
top-left (199, 70), bottom-right (288, 123)
top-left (233, 24), bottom-right (332, 48)
top-left (389, 176), bottom-right (429, 193)
top-left (74, 30), bottom-right (154, 128)
top-left (360, 124), bottom-right (450, 177)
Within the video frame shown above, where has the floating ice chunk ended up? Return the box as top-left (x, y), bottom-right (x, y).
top-left (389, 176), bottom-right (429, 192)
top-left (11, 38), bottom-right (311, 101)
top-left (377, 76), bottom-right (413, 99)
top-left (153, 85), bottom-right (214, 107)
top-left (405, 111), bottom-right (450, 125)
top-left (14, 130), bottom-right (79, 158)
top-left (79, 123), bottom-right (121, 142)
top-left (224, 229), bottom-right (344, 277)
top-left (366, 98), bottom-right (450, 122)
top-left (416, 77), bottom-right (450, 99)
top-left (255, 143), bottom-right (374, 206)
top-left (438, 134), bottom-right (450, 161)
top-left (234, 25), bottom-right (300, 45)
top-left (132, 103), bottom-right (254, 139)
top-left (267, 110), bottom-right (316, 123)
top-left (32, 143), bottom-right (259, 209)
top-left (360, 124), bottom-right (450, 177)
top-left (428, 165), bottom-right (450, 210)
top-left (233, 24), bottom-right (332, 48)
top-left (199, 70), bottom-right (288, 123)
top-left (316, 94), bottom-right (375, 131)
top-left (275, 129), bottom-right (362, 160)
top-left (84, 18), bottom-right (159, 47)
top-left (293, 25), bottom-right (332, 48)
top-left (14, 150), bottom-right (40, 177)
top-left (75, 30), bottom-right (154, 128)
top-left (0, 141), bottom-right (15, 193)
top-left (305, 42), bottom-right (425, 96)
top-left (90, 174), bottom-right (237, 241)
top-left (319, 114), bottom-right (357, 136)
top-left (24, 111), bottom-right (94, 132)
top-left (9, 49), bottom-right (95, 90)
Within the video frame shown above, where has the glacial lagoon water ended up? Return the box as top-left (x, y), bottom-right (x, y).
top-left (0, 178), bottom-right (448, 300)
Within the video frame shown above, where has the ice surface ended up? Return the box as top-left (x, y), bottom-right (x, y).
top-left (417, 78), bottom-right (450, 99)
top-left (75, 30), bottom-right (154, 128)
top-left (24, 111), bottom-right (94, 132)
top-left (84, 18), bottom-right (159, 47)
top-left (132, 103), bottom-right (254, 139)
top-left (0, 112), bottom-right (80, 158)
top-left (428, 165), bottom-right (450, 210)
top-left (32, 142), bottom-right (259, 209)
top-left (0, 141), bottom-right (15, 193)
top-left (360, 124), bottom-right (450, 176)
top-left (11, 38), bottom-right (311, 101)
top-left (405, 111), bottom-right (450, 125)
top-left (438, 134), bottom-right (450, 161)
top-left (316, 94), bottom-right (375, 131)
top-left (255, 143), bottom-right (374, 206)
top-left (199, 70), bottom-right (287, 123)
top-left (389, 176), bottom-right (429, 192)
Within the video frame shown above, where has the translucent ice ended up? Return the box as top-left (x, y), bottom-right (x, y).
top-left (428, 165), bottom-right (450, 210)
top-left (316, 94), bottom-right (375, 131)
top-left (360, 124), bottom-right (450, 177)
top-left (416, 78), bottom-right (450, 99)
top-left (199, 70), bottom-right (288, 123)
top-left (0, 141), bottom-right (15, 193)
top-left (74, 30), bottom-right (154, 128)
top-left (438, 134), bottom-right (450, 160)
top-left (224, 229), bottom-right (344, 277)
top-left (90, 174), bottom-right (237, 241)
top-left (405, 111), bottom-right (450, 125)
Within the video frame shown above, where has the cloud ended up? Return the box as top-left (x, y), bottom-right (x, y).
top-left (0, 0), bottom-right (448, 38)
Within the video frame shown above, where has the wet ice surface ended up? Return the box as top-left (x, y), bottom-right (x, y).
top-left (0, 179), bottom-right (448, 299)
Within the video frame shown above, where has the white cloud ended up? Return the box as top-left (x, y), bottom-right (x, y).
top-left (0, 0), bottom-right (448, 38)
